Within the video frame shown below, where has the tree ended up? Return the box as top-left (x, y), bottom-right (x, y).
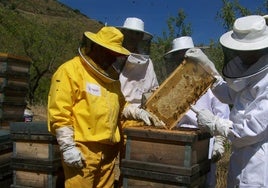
top-left (210, 0), bottom-right (268, 73)
top-left (0, 3), bottom-right (103, 104)
top-left (217, 0), bottom-right (267, 32)
top-left (22, 21), bottom-right (81, 104)
top-left (151, 9), bottom-right (192, 83)
top-left (0, 10), bottom-right (79, 104)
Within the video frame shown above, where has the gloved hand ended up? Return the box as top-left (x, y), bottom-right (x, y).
top-left (122, 104), bottom-right (166, 128)
top-left (56, 126), bottom-right (85, 168)
top-left (191, 105), bottom-right (233, 137)
top-left (185, 48), bottom-right (220, 77)
top-left (211, 135), bottom-right (225, 163)
top-left (185, 48), bottom-right (224, 88)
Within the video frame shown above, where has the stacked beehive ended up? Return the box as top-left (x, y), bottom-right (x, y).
top-left (122, 127), bottom-right (211, 188)
top-left (0, 129), bottom-right (13, 187)
top-left (0, 53), bottom-right (31, 127)
top-left (10, 122), bottom-right (64, 188)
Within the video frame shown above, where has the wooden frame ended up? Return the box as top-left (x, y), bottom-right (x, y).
top-left (144, 59), bottom-right (215, 129)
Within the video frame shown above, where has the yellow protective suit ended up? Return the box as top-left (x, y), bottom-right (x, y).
top-left (48, 56), bottom-right (125, 188)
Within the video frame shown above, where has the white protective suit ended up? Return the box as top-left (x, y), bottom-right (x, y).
top-left (120, 53), bottom-right (159, 107)
top-left (178, 89), bottom-right (230, 127)
top-left (212, 54), bottom-right (268, 187)
top-left (178, 88), bottom-right (230, 187)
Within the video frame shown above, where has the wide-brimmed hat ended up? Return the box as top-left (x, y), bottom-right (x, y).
top-left (164, 36), bottom-right (194, 59)
top-left (117, 17), bottom-right (153, 40)
top-left (220, 15), bottom-right (268, 51)
top-left (84, 26), bottom-right (130, 55)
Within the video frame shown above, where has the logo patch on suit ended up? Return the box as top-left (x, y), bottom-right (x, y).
top-left (86, 83), bottom-right (101, 96)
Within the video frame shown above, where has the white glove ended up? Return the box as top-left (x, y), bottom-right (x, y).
top-left (185, 48), bottom-right (224, 88)
top-left (56, 126), bottom-right (85, 168)
top-left (211, 135), bottom-right (225, 163)
top-left (191, 106), bottom-right (233, 137)
top-left (122, 104), bottom-right (166, 128)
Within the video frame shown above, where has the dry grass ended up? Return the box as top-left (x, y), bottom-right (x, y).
top-left (30, 104), bottom-right (47, 121)
top-left (216, 146), bottom-right (230, 188)
top-left (31, 105), bottom-right (230, 187)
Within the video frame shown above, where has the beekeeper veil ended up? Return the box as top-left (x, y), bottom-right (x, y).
top-left (117, 17), bottom-right (153, 55)
top-left (220, 15), bottom-right (268, 91)
top-left (78, 27), bottom-right (130, 83)
top-left (163, 36), bottom-right (194, 76)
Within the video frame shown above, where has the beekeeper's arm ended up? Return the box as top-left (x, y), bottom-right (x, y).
top-left (191, 105), bottom-right (234, 138)
top-left (185, 48), bottom-right (222, 81)
top-left (122, 103), bottom-right (166, 128)
top-left (55, 126), bottom-right (85, 168)
top-left (48, 68), bottom-right (84, 168)
top-left (191, 103), bottom-right (268, 149)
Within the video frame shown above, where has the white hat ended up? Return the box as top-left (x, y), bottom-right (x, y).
top-left (164, 36), bottom-right (194, 58)
top-left (118, 17), bottom-right (153, 40)
top-left (220, 15), bottom-right (268, 51)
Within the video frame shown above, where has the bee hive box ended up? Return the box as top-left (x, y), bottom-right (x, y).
top-left (121, 126), bottom-right (211, 187)
top-left (10, 122), bottom-right (64, 188)
top-left (0, 129), bottom-right (12, 187)
top-left (144, 59), bottom-right (215, 129)
top-left (0, 53), bottom-right (31, 76)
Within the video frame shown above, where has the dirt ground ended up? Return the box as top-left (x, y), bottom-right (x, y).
top-left (30, 105), bottom-right (47, 122)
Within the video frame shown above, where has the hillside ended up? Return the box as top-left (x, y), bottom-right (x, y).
top-left (0, 0), bottom-right (104, 103)
top-left (0, 0), bottom-right (103, 56)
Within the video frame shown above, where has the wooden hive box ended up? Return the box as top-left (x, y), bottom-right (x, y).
top-left (0, 88), bottom-right (27, 104)
top-left (121, 127), bottom-right (211, 187)
top-left (0, 53), bottom-right (31, 126)
top-left (10, 122), bottom-right (64, 188)
top-left (144, 59), bottom-right (215, 129)
top-left (0, 102), bottom-right (26, 122)
top-left (0, 129), bottom-right (13, 187)
top-left (0, 76), bottom-right (29, 92)
top-left (0, 53), bottom-right (31, 93)
top-left (0, 53), bottom-right (31, 77)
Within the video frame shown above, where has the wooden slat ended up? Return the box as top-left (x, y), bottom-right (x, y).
top-left (123, 126), bottom-right (210, 143)
top-left (123, 175), bottom-right (206, 188)
top-left (13, 142), bottom-right (60, 160)
top-left (0, 93), bottom-right (26, 104)
top-left (125, 137), bottom-right (209, 167)
top-left (121, 167), bottom-right (204, 185)
top-left (0, 76), bottom-right (29, 90)
top-left (11, 158), bottom-right (61, 172)
top-left (10, 122), bottom-right (48, 133)
top-left (0, 53), bottom-right (31, 63)
top-left (12, 170), bottom-right (56, 188)
top-left (10, 122), bottom-right (56, 139)
top-left (121, 159), bottom-right (210, 176)
top-left (0, 103), bottom-right (26, 121)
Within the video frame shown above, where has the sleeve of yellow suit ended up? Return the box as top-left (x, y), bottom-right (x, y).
top-left (48, 66), bottom-right (74, 135)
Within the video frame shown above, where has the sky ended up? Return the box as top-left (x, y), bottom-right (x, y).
top-left (58, 0), bottom-right (265, 45)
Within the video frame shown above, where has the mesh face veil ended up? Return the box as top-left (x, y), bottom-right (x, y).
top-left (121, 29), bottom-right (152, 55)
top-left (164, 49), bottom-right (187, 76)
top-left (222, 46), bottom-right (268, 78)
top-left (79, 34), bottom-right (127, 83)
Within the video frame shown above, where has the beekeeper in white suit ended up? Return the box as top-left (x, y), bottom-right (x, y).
top-left (117, 17), bottom-right (164, 128)
top-left (164, 36), bottom-right (230, 188)
top-left (186, 15), bottom-right (268, 187)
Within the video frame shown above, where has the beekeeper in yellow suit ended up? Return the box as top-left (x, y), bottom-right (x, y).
top-left (47, 27), bottom-right (130, 188)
